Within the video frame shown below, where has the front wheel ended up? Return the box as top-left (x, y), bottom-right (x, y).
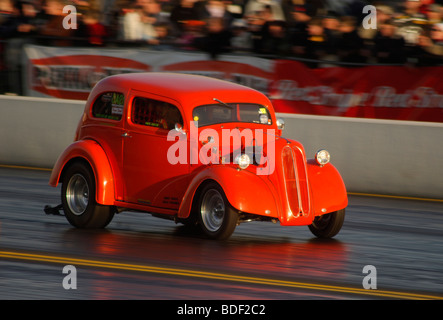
top-left (308, 209), bottom-right (345, 238)
top-left (197, 182), bottom-right (238, 240)
top-left (61, 162), bottom-right (114, 229)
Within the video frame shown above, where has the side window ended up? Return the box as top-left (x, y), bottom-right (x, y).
top-left (92, 92), bottom-right (124, 120)
top-left (132, 97), bottom-right (183, 130)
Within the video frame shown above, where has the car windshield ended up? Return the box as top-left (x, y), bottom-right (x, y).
top-left (192, 103), bottom-right (272, 127)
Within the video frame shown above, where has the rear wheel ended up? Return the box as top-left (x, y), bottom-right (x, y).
top-left (197, 182), bottom-right (238, 240)
top-left (61, 162), bottom-right (114, 229)
top-left (308, 209), bottom-right (345, 238)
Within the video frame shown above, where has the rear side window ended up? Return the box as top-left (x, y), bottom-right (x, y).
top-left (132, 97), bottom-right (183, 130)
top-left (92, 92), bottom-right (124, 120)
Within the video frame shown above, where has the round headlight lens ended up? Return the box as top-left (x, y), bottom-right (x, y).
top-left (276, 118), bottom-right (285, 130)
top-left (234, 154), bottom-right (251, 170)
top-left (315, 149), bottom-right (330, 166)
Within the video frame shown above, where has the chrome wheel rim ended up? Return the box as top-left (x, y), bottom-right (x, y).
top-left (201, 189), bottom-right (225, 232)
top-left (66, 174), bottom-right (89, 216)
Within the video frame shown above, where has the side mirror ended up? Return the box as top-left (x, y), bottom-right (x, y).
top-left (175, 123), bottom-right (186, 135)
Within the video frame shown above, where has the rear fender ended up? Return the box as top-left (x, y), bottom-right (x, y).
top-left (49, 140), bottom-right (115, 205)
top-left (307, 160), bottom-right (348, 215)
top-left (178, 166), bottom-right (279, 219)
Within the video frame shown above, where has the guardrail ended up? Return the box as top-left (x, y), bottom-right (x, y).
top-left (1, 95), bottom-right (442, 199)
top-left (0, 95), bottom-right (84, 169)
top-left (282, 113), bottom-right (443, 200)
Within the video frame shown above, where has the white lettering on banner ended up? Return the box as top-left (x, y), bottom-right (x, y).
top-left (32, 65), bottom-right (271, 97)
top-left (23, 45), bottom-right (443, 118)
top-left (172, 71), bottom-right (270, 94)
top-left (371, 86), bottom-right (443, 108)
top-left (230, 73), bottom-right (270, 94)
top-left (270, 80), bottom-right (370, 109)
top-left (271, 79), bottom-right (443, 109)
top-left (179, 70), bottom-right (225, 80)
top-left (32, 65), bottom-right (145, 91)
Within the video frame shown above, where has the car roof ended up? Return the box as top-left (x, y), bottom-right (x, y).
top-left (91, 72), bottom-right (272, 112)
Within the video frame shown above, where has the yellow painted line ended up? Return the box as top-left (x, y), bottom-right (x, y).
top-left (1, 250), bottom-right (442, 300)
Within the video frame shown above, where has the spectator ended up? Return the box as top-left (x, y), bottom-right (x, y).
top-left (286, 1), bottom-right (313, 57)
top-left (255, 4), bottom-right (283, 52)
top-left (230, 18), bottom-right (253, 52)
top-left (0, 0), bottom-right (442, 69)
top-left (282, 0), bottom-right (324, 27)
top-left (79, 10), bottom-right (107, 45)
top-left (430, 22), bottom-right (443, 46)
top-left (409, 29), bottom-right (442, 65)
top-left (175, 19), bottom-right (205, 50)
top-left (0, 0), bottom-right (14, 25)
top-left (201, 0), bottom-right (233, 27)
top-left (322, 11), bottom-right (340, 51)
top-left (374, 20), bottom-right (407, 63)
top-left (169, 0), bottom-right (203, 36)
top-left (0, 0), bottom-right (39, 38)
top-left (336, 15), bottom-right (367, 63)
top-left (425, 3), bottom-right (442, 24)
top-left (259, 20), bottom-right (291, 55)
top-left (140, 0), bottom-right (162, 25)
top-left (243, 7), bottom-right (266, 52)
top-left (38, 0), bottom-right (76, 46)
top-left (194, 16), bottom-right (232, 58)
top-left (120, 0), bottom-right (157, 43)
top-left (152, 21), bottom-right (176, 49)
top-left (394, 0), bottom-right (427, 45)
top-left (244, 0), bottom-right (285, 22)
top-left (417, 22), bottom-right (443, 58)
top-left (297, 16), bottom-right (332, 66)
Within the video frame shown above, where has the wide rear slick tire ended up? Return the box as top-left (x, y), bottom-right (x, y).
top-left (308, 209), bottom-right (345, 238)
top-left (197, 182), bottom-right (238, 240)
top-left (61, 162), bottom-right (114, 229)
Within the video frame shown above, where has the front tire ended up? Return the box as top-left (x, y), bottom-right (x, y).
top-left (308, 209), bottom-right (345, 238)
top-left (197, 182), bottom-right (238, 240)
top-left (61, 162), bottom-right (114, 229)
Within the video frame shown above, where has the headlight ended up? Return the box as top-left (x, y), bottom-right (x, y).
top-left (276, 118), bottom-right (285, 130)
top-left (315, 149), bottom-right (330, 166)
top-left (234, 154), bottom-right (251, 170)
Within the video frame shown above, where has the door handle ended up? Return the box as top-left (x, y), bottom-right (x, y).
top-left (122, 132), bottom-right (132, 138)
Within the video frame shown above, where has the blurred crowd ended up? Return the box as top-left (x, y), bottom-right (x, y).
top-left (1, 0), bottom-right (443, 66)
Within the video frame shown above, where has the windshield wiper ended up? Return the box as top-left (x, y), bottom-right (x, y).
top-left (213, 98), bottom-right (233, 108)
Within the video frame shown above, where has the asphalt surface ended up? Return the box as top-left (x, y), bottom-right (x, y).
top-left (0, 166), bottom-right (442, 300)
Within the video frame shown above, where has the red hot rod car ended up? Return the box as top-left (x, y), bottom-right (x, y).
top-left (48, 73), bottom-right (347, 240)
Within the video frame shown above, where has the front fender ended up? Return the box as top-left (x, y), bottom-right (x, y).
top-left (307, 160), bottom-right (348, 215)
top-left (49, 140), bottom-right (115, 205)
top-left (178, 166), bottom-right (279, 219)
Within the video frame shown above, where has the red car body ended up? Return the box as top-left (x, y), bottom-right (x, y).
top-left (49, 73), bottom-right (347, 239)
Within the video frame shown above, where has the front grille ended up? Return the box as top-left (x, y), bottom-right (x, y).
top-left (281, 146), bottom-right (310, 218)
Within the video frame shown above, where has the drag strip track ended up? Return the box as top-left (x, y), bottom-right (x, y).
top-left (0, 166), bottom-right (442, 300)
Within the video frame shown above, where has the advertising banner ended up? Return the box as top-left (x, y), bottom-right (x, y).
top-left (23, 45), bottom-right (443, 122)
top-left (271, 60), bottom-right (443, 122)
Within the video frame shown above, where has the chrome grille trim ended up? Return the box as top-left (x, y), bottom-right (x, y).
top-left (281, 145), bottom-right (311, 218)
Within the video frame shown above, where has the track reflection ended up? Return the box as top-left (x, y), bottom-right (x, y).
top-left (59, 225), bottom-right (348, 283)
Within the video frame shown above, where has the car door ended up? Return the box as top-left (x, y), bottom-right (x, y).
top-left (87, 91), bottom-right (126, 200)
top-left (122, 90), bottom-right (189, 210)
